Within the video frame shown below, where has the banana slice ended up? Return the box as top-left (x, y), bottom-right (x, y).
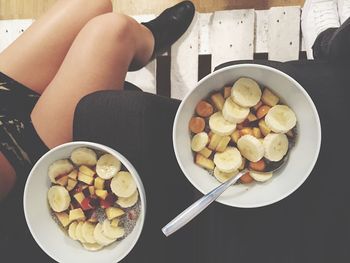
top-left (213, 167), bottom-right (239, 183)
top-left (250, 171), bottom-right (273, 182)
top-left (102, 219), bottom-right (125, 240)
top-left (265, 105), bottom-right (297, 133)
top-left (82, 243), bottom-right (104, 251)
top-left (96, 154), bottom-right (121, 180)
top-left (222, 97), bottom-right (250, 124)
top-left (213, 147), bottom-right (242, 173)
top-left (237, 135), bottom-right (264, 162)
top-left (82, 222), bottom-right (97, 244)
top-left (263, 133), bottom-right (289, 161)
top-left (209, 112), bottom-right (237, 136)
top-left (75, 221), bottom-right (87, 243)
top-left (116, 190), bottom-right (139, 208)
top-left (93, 223), bottom-right (116, 246)
top-left (231, 78), bottom-right (262, 107)
top-left (48, 159), bottom-right (74, 184)
top-left (70, 147), bottom-right (97, 166)
top-left (47, 185), bottom-right (71, 212)
top-left (111, 171), bottom-right (137, 198)
top-left (191, 132), bottom-right (209, 152)
top-left (68, 221), bottom-right (78, 240)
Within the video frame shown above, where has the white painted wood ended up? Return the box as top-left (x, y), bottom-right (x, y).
top-left (267, 6), bottom-right (301, 62)
top-left (126, 15), bottom-right (157, 94)
top-left (170, 12), bottom-right (199, 100)
top-left (199, 13), bottom-right (213, 55)
top-left (210, 9), bottom-right (255, 70)
top-left (0, 19), bottom-right (34, 52)
top-left (254, 10), bottom-right (269, 53)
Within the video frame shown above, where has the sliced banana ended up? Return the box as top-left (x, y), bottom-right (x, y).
top-left (213, 147), bottom-right (242, 173)
top-left (93, 223), bottom-right (116, 246)
top-left (102, 219), bottom-right (125, 240)
top-left (250, 171), bottom-right (273, 182)
top-left (82, 243), bottom-right (104, 251)
top-left (213, 167), bottom-right (239, 183)
top-left (231, 78), bottom-right (262, 107)
top-left (237, 135), bottom-right (264, 162)
top-left (209, 112), bottom-right (237, 136)
top-left (75, 221), bottom-right (87, 243)
top-left (191, 132), bottom-right (209, 152)
top-left (96, 154), bottom-right (121, 180)
top-left (47, 185), bottom-right (71, 212)
top-left (116, 190), bottom-right (139, 208)
top-left (68, 221), bottom-right (78, 240)
top-left (222, 97), bottom-right (250, 124)
top-left (70, 147), bottom-right (97, 166)
top-left (48, 159), bottom-right (74, 183)
top-left (82, 222), bottom-right (97, 244)
top-left (265, 105), bottom-right (297, 133)
top-left (111, 171), bottom-right (137, 198)
top-left (263, 133), bottom-right (289, 161)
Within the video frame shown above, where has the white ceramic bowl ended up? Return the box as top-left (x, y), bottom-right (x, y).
top-left (24, 141), bottom-right (146, 263)
top-left (173, 64), bottom-right (321, 208)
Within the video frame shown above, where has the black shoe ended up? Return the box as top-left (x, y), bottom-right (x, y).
top-left (142, 1), bottom-right (195, 59)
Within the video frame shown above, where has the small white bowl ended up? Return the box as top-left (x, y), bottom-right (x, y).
top-left (173, 64), bottom-right (321, 208)
top-left (23, 141), bottom-right (146, 263)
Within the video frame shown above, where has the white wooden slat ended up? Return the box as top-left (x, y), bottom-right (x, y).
top-left (254, 10), bottom-right (269, 53)
top-left (125, 15), bottom-right (157, 94)
top-left (170, 12), bottom-right (199, 100)
top-left (0, 19), bottom-right (34, 52)
top-left (199, 13), bottom-right (213, 55)
top-left (267, 6), bottom-right (301, 62)
top-left (210, 10), bottom-right (255, 70)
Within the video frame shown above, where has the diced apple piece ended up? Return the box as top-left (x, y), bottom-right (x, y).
top-left (67, 170), bottom-right (78, 180)
top-left (261, 88), bottom-right (279, 107)
top-left (88, 186), bottom-right (95, 195)
top-left (94, 177), bottom-right (105, 190)
top-left (55, 212), bottom-right (71, 228)
top-left (210, 92), bottom-right (225, 111)
top-left (231, 130), bottom-right (241, 144)
top-left (110, 218), bottom-right (120, 227)
top-left (195, 154), bottom-right (215, 170)
top-left (96, 190), bottom-right (108, 200)
top-left (208, 133), bottom-right (222, 150)
top-left (56, 175), bottom-right (68, 187)
top-left (247, 113), bottom-right (258, 122)
top-left (78, 172), bottom-right (94, 185)
top-left (69, 208), bottom-right (86, 221)
top-left (253, 100), bottom-right (263, 111)
top-left (252, 127), bottom-right (262, 138)
top-left (240, 127), bottom-right (254, 136)
top-left (223, 86), bottom-right (232, 99)
top-left (105, 207), bottom-right (125, 220)
top-left (74, 192), bottom-right (85, 204)
top-left (79, 165), bottom-right (95, 177)
top-left (66, 178), bottom-right (78, 191)
top-left (199, 147), bottom-right (212, 158)
top-left (215, 136), bottom-right (231, 152)
top-left (258, 119), bottom-right (271, 137)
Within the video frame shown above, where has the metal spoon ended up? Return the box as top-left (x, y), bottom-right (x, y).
top-left (162, 154), bottom-right (289, 237)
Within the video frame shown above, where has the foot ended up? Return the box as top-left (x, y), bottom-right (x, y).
top-left (301, 0), bottom-right (340, 58)
top-left (142, 1), bottom-right (195, 59)
top-left (337, 0), bottom-right (350, 23)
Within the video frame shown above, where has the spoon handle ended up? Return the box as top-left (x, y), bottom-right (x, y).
top-left (162, 169), bottom-right (247, 237)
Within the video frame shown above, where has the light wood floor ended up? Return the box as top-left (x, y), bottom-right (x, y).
top-left (0, 0), bottom-right (305, 19)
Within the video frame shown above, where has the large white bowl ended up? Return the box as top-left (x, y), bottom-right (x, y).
top-left (24, 141), bottom-right (146, 263)
top-left (173, 64), bottom-right (321, 208)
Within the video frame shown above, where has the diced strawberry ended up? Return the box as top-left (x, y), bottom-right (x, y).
top-left (81, 197), bottom-right (92, 211)
top-left (100, 199), bottom-right (111, 209)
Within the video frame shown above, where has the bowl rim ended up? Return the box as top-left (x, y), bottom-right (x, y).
top-left (23, 141), bottom-right (146, 263)
top-left (173, 63), bottom-right (322, 208)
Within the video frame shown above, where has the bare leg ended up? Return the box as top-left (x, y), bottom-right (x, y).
top-left (0, 0), bottom-right (112, 94)
top-left (31, 13), bottom-right (155, 148)
top-left (0, 153), bottom-right (16, 200)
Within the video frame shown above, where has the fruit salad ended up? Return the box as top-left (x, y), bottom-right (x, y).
top-left (47, 147), bottom-right (141, 251)
top-left (189, 77), bottom-right (297, 184)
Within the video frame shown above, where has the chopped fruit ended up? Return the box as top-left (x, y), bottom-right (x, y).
top-left (105, 207), bottom-right (125, 220)
top-left (100, 199), bottom-right (112, 209)
top-left (111, 218), bottom-right (120, 227)
top-left (256, 105), bottom-right (271, 119)
top-left (67, 170), bottom-right (78, 180)
top-left (82, 187), bottom-right (91, 197)
top-left (261, 88), bottom-right (279, 107)
top-left (69, 208), bottom-right (86, 221)
top-left (56, 175), bottom-right (68, 187)
top-left (195, 154), bottom-right (215, 170)
top-left (88, 186), bottom-right (95, 195)
top-left (208, 133), bottom-right (223, 150)
top-left (105, 193), bottom-right (117, 204)
top-left (240, 127), bottom-right (254, 136)
top-left (189, 117), bottom-right (205, 133)
top-left (81, 197), bottom-right (93, 211)
top-left (215, 136), bottom-right (231, 152)
top-left (236, 119), bottom-right (249, 130)
top-left (210, 93), bottom-right (225, 110)
top-left (78, 172), bottom-right (94, 185)
top-left (231, 130), bottom-right (241, 144)
top-left (286, 129), bottom-right (294, 138)
top-left (94, 177), bottom-right (105, 190)
top-left (87, 211), bottom-right (98, 223)
top-left (240, 172), bottom-right (254, 184)
top-left (89, 197), bottom-right (100, 208)
top-left (104, 180), bottom-right (112, 192)
top-left (239, 158), bottom-right (246, 170)
top-left (66, 178), bottom-right (78, 191)
top-left (74, 192), bottom-right (85, 204)
top-left (55, 212), bottom-right (71, 228)
top-left (258, 119), bottom-right (271, 137)
top-left (127, 210), bottom-right (138, 220)
top-left (253, 100), bottom-right (263, 111)
top-left (79, 165), bottom-right (95, 177)
top-left (252, 127), bottom-right (262, 138)
top-left (96, 190), bottom-right (108, 200)
top-left (247, 112), bottom-right (258, 122)
top-left (195, 101), bottom-right (214, 117)
top-left (223, 86), bottom-right (232, 99)
top-left (199, 147), bottom-right (212, 158)
top-left (249, 159), bottom-right (266, 172)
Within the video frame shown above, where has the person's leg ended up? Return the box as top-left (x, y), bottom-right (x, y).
top-left (0, 0), bottom-right (112, 94)
top-left (0, 153), bottom-right (16, 201)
